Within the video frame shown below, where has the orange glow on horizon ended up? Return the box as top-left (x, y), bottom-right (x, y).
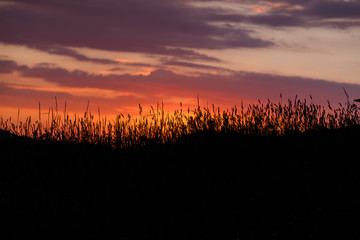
top-left (0, 96), bottom-right (257, 124)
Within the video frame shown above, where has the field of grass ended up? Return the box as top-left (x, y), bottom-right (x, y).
top-left (1, 94), bottom-right (360, 147)
top-left (2, 95), bottom-right (360, 239)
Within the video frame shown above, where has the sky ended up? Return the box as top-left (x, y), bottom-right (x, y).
top-left (1, 0), bottom-right (360, 119)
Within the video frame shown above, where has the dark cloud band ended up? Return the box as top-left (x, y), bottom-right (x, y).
top-left (0, 0), bottom-right (272, 60)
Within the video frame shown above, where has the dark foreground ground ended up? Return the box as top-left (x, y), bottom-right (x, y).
top-left (1, 127), bottom-right (360, 240)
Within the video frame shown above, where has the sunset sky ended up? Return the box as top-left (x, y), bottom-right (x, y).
top-left (1, 0), bottom-right (360, 118)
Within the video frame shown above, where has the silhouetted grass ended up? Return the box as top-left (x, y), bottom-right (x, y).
top-left (1, 95), bottom-right (360, 148)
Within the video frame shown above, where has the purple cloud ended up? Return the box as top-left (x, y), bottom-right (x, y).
top-left (0, 58), bottom-right (28, 73)
top-left (2, 0), bottom-right (358, 62)
top-left (30, 45), bottom-right (119, 64)
top-left (205, 0), bottom-right (360, 28)
top-left (0, 59), bottom-right (19, 73)
top-left (0, 0), bottom-right (272, 60)
top-left (298, 0), bottom-right (360, 19)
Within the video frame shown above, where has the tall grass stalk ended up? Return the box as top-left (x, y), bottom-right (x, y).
top-left (1, 96), bottom-right (359, 148)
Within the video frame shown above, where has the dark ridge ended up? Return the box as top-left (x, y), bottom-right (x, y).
top-left (0, 129), bottom-right (24, 141)
top-left (2, 126), bottom-right (360, 239)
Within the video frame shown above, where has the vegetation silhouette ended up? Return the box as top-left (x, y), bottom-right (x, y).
top-left (2, 94), bottom-right (360, 239)
top-left (1, 93), bottom-right (360, 148)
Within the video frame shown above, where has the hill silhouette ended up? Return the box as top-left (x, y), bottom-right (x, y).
top-left (2, 126), bottom-right (360, 240)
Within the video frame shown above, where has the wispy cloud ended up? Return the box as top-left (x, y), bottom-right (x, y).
top-left (30, 45), bottom-right (119, 64)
